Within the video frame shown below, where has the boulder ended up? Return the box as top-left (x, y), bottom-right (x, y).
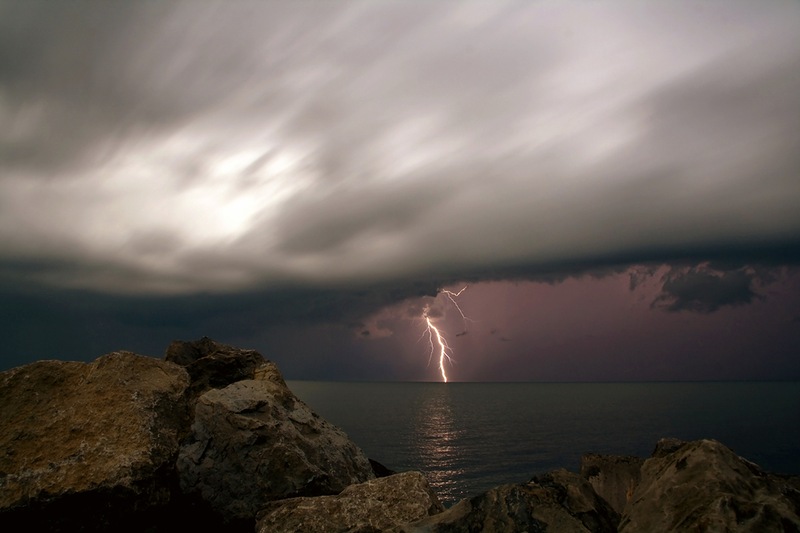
top-left (407, 469), bottom-right (619, 532)
top-left (580, 453), bottom-right (644, 514)
top-left (0, 352), bottom-right (190, 531)
top-left (177, 372), bottom-right (375, 527)
top-left (164, 337), bottom-right (270, 398)
top-left (256, 471), bottom-right (444, 533)
top-left (619, 439), bottom-right (800, 532)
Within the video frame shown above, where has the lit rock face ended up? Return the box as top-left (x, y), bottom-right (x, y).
top-left (257, 471), bottom-right (444, 533)
top-left (176, 372), bottom-right (376, 524)
top-left (0, 352), bottom-right (190, 530)
top-left (0, 338), bottom-right (379, 531)
top-left (406, 469), bottom-right (620, 533)
top-left (619, 439), bottom-right (800, 532)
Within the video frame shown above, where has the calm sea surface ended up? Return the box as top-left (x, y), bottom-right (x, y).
top-left (287, 381), bottom-right (800, 506)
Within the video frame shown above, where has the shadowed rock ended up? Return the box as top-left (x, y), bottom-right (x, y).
top-left (650, 437), bottom-right (687, 458)
top-left (581, 453), bottom-right (644, 514)
top-left (406, 469), bottom-right (619, 532)
top-left (370, 458), bottom-right (398, 478)
top-left (177, 371), bottom-right (375, 527)
top-left (257, 471), bottom-right (444, 533)
top-left (164, 336), bottom-right (271, 398)
top-left (0, 352), bottom-right (190, 531)
top-left (619, 439), bottom-right (800, 532)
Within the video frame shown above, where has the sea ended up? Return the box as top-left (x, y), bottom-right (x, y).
top-left (287, 381), bottom-right (800, 507)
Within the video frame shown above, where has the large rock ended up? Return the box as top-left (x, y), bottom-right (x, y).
top-left (0, 352), bottom-right (190, 530)
top-left (407, 469), bottom-right (619, 532)
top-left (581, 453), bottom-right (644, 514)
top-left (164, 337), bottom-right (269, 398)
top-left (257, 471), bottom-right (444, 533)
top-left (177, 372), bottom-right (375, 527)
top-left (620, 439), bottom-right (800, 532)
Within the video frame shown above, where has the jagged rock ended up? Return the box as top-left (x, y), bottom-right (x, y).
top-left (581, 453), bottom-right (644, 514)
top-left (407, 469), bottom-right (619, 532)
top-left (6, 343), bottom-right (799, 533)
top-left (164, 337), bottom-right (270, 398)
top-left (650, 437), bottom-right (687, 458)
top-left (177, 372), bottom-right (375, 527)
top-left (0, 352), bottom-right (190, 531)
top-left (256, 471), bottom-right (444, 533)
top-left (620, 439), bottom-right (800, 532)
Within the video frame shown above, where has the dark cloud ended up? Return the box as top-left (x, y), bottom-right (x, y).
top-left (0, 277), bottom-right (437, 369)
top-left (629, 265), bottom-right (660, 291)
top-left (653, 265), bottom-right (763, 313)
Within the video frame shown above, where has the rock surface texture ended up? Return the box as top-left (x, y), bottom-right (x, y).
top-left (407, 469), bottom-right (620, 533)
top-left (164, 336), bottom-right (269, 398)
top-left (0, 339), bottom-right (377, 531)
top-left (257, 471), bottom-right (444, 533)
top-left (0, 352), bottom-right (190, 530)
top-left (619, 439), bottom-right (800, 532)
top-left (581, 453), bottom-right (644, 515)
top-left (176, 371), bottom-right (375, 525)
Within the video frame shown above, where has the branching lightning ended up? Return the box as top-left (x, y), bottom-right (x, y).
top-left (422, 286), bottom-right (469, 383)
top-left (424, 315), bottom-right (451, 382)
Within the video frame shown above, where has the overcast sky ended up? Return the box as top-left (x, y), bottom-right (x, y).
top-left (1, 1), bottom-right (799, 381)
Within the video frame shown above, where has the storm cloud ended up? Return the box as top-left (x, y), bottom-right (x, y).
top-left (653, 265), bottom-right (765, 313)
top-left (1, 1), bottom-right (799, 295)
top-left (1, 2), bottom-right (800, 380)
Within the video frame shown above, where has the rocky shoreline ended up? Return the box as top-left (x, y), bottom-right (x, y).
top-left (1, 338), bottom-right (798, 532)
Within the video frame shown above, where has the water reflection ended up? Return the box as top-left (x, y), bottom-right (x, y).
top-left (412, 385), bottom-right (466, 505)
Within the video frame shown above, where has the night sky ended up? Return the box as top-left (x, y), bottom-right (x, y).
top-left (1, 1), bottom-right (799, 381)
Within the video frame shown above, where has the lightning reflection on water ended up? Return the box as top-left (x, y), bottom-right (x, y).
top-left (412, 385), bottom-right (465, 503)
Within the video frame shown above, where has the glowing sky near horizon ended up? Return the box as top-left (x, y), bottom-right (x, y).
top-left (0, 1), bottom-right (799, 380)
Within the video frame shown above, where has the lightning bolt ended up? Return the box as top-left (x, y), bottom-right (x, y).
top-left (441, 286), bottom-right (469, 334)
top-left (424, 314), bottom-right (451, 382)
top-left (421, 286), bottom-right (469, 383)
